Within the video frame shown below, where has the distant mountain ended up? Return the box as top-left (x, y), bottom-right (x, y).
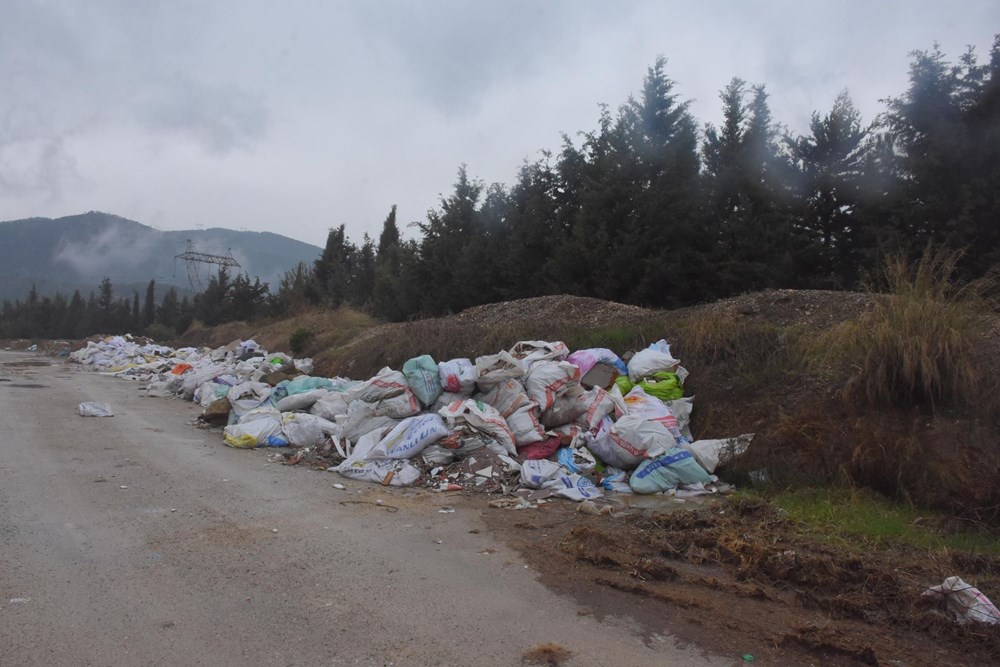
top-left (0, 212), bottom-right (322, 301)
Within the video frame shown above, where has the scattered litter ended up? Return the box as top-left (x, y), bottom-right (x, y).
top-left (438, 508), bottom-right (456, 514)
top-left (78, 402), bottom-right (113, 417)
top-left (339, 500), bottom-right (399, 512)
top-left (332, 483), bottom-right (346, 490)
top-left (119, 485), bottom-right (128, 489)
top-left (9, 597), bottom-right (30, 604)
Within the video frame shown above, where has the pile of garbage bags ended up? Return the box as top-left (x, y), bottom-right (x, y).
top-left (71, 334), bottom-right (751, 501)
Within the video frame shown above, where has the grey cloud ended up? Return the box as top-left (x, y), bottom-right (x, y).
top-left (137, 79), bottom-right (270, 154)
top-left (0, 0), bottom-right (271, 195)
top-left (52, 224), bottom-right (159, 276)
top-left (348, 0), bottom-right (603, 113)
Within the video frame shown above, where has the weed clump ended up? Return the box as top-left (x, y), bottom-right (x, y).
top-left (288, 327), bottom-right (313, 355)
top-left (821, 247), bottom-right (994, 410)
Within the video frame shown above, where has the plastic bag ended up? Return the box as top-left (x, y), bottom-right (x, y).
top-left (474, 351), bottom-right (525, 390)
top-left (664, 396), bottom-right (694, 441)
top-left (629, 448), bottom-right (712, 494)
top-left (507, 403), bottom-right (545, 446)
top-left (402, 355), bottom-right (442, 406)
top-left (637, 371), bottom-right (684, 402)
top-left (524, 361), bottom-right (581, 412)
top-left (627, 339), bottom-right (680, 382)
top-left (598, 466), bottom-right (633, 494)
top-left (519, 459), bottom-right (602, 501)
top-left (224, 417), bottom-right (288, 448)
top-left (556, 446), bottom-right (597, 475)
top-left (227, 382), bottom-right (272, 419)
top-left (922, 576), bottom-right (1000, 625)
top-left (566, 348), bottom-right (627, 376)
top-left (281, 413), bottom-right (339, 447)
top-left (438, 358), bottom-right (477, 395)
top-left (78, 402), bottom-right (113, 417)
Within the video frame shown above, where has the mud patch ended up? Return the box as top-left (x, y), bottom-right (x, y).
top-left (484, 496), bottom-right (1000, 666)
top-left (522, 642), bottom-right (573, 665)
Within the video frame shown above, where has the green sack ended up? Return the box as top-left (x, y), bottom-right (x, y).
top-left (637, 371), bottom-right (683, 401)
top-left (403, 355), bottom-right (442, 407)
top-left (615, 375), bottom-right (634, 395)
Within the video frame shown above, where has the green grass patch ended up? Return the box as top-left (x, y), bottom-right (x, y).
top-left (763, 487), bottom-right (1000, 556)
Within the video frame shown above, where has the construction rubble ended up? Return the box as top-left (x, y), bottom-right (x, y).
top-left (70, 335), bottom-right (752, 505)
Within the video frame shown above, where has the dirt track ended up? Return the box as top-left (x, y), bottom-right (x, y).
top-left (0, 350), bottom-right (726, 667)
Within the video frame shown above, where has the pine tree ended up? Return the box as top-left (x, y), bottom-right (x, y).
top-left (788, 91), bottom-right (871, 286)
top-left (142, 280), bottom-right (156, 329)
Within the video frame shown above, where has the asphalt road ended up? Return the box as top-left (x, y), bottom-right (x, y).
top-left (0, 350), bottom-right (726, 666)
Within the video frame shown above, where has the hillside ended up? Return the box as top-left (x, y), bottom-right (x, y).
top-left (0, 212), bottom-right (322, 301)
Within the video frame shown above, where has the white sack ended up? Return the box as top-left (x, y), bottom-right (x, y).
top-left (524, 361), bottom-right (581, 412)
top-left (922, 577), bottom-right (1000, 625)
top-left (309, 392), bottom-right (350, 421)
top-left (352, 368), bottom-right (409, 403)
top-left (438, 358), bottom-right (477, 395)
top-left (438, 399), bottom-right (518, 456)
top-left (336, 459), bottom-right (422, 486)
top-left (474, 351), bottom-right (525, 390)
top-left (683, 435), bottom-right (753, 473)
top-left (627, 339), bottom-right (680, 382)
top-left (586, 415), bottom-right (675, 470)
top-left (223, 417), bottom-right (286, 448)
top-left (275, 388), bottom-right (329, 412)
top-left (509, 340), bottom-right (570, 369)
top-left (507, 403), bottom-right (545, 446)
top-left (519, 459), bottom-right (602, 502)
top-left (477, 379), bottom-right (531, 418)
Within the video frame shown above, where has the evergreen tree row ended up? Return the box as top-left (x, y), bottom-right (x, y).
top-left (303, 38), bottom-right (1000, 320)
top-left (0, 271), bottom-right (271, 340)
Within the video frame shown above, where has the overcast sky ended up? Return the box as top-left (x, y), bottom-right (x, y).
top-left (1, 1), bottom-right (997, 248)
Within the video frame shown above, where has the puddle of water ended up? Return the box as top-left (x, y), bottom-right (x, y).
top-left (2, 383), bottom-right (48, 389)
top-left (0, 361), bottom-right (52, 367)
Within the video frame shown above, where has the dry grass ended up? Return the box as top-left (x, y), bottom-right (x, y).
top-left (669, 310), bottom-right (806, 392)
top-left (818, 247), bottom-right (996, 410)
